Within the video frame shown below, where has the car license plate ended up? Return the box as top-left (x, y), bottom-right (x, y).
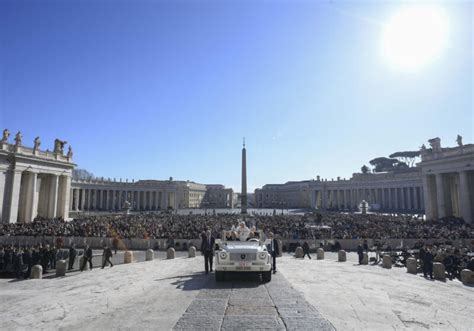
top-left (236, 262), bottom-right (250, 270)
top-left (236, 266), bottom-right (251, 270)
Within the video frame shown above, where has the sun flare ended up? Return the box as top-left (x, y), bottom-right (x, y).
top-left (382, 5), bottom-right (449, 72)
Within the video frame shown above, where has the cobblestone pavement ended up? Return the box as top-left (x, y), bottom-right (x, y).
top-left (173, 272), bottom-right (335, 331)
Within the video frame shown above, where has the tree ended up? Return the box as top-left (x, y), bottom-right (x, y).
top-left (72, 168), bottom-right (95, 180)
top-left (389, 151), bottom-right (421, 167)
top-left (361, 165), bottom-right (370, 174)
top-left (369, 157), bottom-right (400, 172)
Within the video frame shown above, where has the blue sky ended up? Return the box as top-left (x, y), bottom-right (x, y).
top-left (1, 0), bottom-right (472, 191)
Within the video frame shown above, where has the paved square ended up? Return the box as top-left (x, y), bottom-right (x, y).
top-left (0, 253), bottom-right (472, 330)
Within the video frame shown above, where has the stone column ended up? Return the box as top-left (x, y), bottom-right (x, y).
top-left (5, 170), bottom-right (22, 223)
top-left (414, 187), bottom-right (419, 210)
top-left (459, 171), bottom-right (472, 224)
top-left (24, 172), bottom-right (38, 223)
top-left (91, 189), bottom-right (96, 210)
top-left (381, 188), bottom-right (386, 209)
top-left (112, 190), bottom-right (116, 210)
top-left (105, 190), bottom-right (109, 210)
top-left (422, 176), bottom-right (435, 220)
top-left (88, 189), bottom-right (93, 211)
top-left (48, 175), bottom-right (59, 218)
top-left (73, 189), bottom-right (78, 211)
top-left (60, 176), bottom-right (72, 219)
top-left (81, 189), bottom-right (86, 210)
top-left (394, 188), bottom-right (399, 211)
top-left (388, 188), bottom-right (392, 210)
top-left (321, 188), bottom-right (327, 209)
top-left (161, 191), bottom-right (166, 209)
top-left (170, 191), bottom-right (176, 209)
top-left (110, 190), bottom-right (114, 210)
top-left (119, 190), bottom-right (122, 209)
top-left (420, 187), bottom-right (425, 211)
top-left (400, 188), bottom-right (406, 210)
top-left (69, 188), bottom-right (73, 212)
top-left (407, 187), bottom-right (412, 211)
top-left (95, 189), bottom-right (99, 210)
top-left (56, 176), bottom-right (66, 217)
top-left (96, 189), bottom-right (101, 210)
top-left (81, 189), bottom-right (85, 210)
top-left (435, 173), bottom-right (446, 218)
top-left (137, 191), bottom-right (141, 210)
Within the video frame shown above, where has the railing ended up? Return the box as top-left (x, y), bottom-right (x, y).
top-left (421, 145), bottom-right (474, 162)
top-left (0, 142), bottom-right (71, 163)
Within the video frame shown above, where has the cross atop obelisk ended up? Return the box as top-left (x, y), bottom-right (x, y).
top-left (241, 137), bottom-right (247, 214)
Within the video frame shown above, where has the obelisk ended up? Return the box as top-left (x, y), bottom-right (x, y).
top-left (241, 138), bottom-right (247, 214)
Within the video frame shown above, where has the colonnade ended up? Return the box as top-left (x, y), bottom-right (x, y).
top-left (3, 171), bottom-right (71, 223)
top-left (313, 186), bottom-right (424, 212)
top-left (70, 188), bottom-right (176, 212)
top-left (423, 171), bottom-right (473, 223)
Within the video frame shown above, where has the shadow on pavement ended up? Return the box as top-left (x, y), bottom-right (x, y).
top-left (155, 270), bottom-right (265, 291)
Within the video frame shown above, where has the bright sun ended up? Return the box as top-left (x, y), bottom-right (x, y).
top-left (382, 5), bottom-right (449, 72)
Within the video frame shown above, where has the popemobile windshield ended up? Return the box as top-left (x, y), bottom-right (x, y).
top-left (214, 223), bottom-right (272, 282)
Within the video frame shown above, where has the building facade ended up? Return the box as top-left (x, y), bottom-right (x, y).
top-left (256, 136), bottom-right (474, 223)
top-left (0, 131), bottom-right (74, 223)
top-left (2, 131), bottom-right (472, 223)
top-left (418, 137), bottom-right (474, 223)
top-left (202, 184), bottom-right (234, 208)
top-left (255, 171), bottom-right (424, 213)
top-left (70, 180), bottom-right (236, 212)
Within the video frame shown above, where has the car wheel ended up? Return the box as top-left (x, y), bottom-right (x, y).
top-left (215, 271), bottom-right (225, 281)
top-left (262, 271), bottom-right (272, 282)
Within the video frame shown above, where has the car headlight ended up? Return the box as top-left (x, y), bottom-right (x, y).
top-left (259, 252), bottom-right (267, 259)
top-left (220, 252), bottom-right (228, 259)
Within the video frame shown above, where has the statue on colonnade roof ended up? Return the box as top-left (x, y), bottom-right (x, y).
top-left (1, 129), bottom-right (9, 143)
top-left (54, 138), bottom-right (67, 154)
top-left (14, 131), bottom-right (22, 147)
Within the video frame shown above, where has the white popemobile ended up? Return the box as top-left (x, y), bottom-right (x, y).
top-left (214, 222), bottom-right (272, 282)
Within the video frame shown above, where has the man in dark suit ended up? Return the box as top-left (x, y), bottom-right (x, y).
top-left (268, 232), bottom-right (279, 274)
top-left (357, 243), bottom-right (364, 264)
top-left (302, 242), bottom-right (311, 259)
top-left (68, 244), bottom-right (77, 270)
top-left (201, 230), bottom-right (215, 274)
top-left (80, 245), bottom-right (93, 271)
top-left (422, 247), bottom-right (434, 279)
top-left (102, 245), bottom-right (114, 268)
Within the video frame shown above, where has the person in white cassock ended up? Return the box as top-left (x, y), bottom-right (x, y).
top-left (237, 222), bottom-right (250, 242)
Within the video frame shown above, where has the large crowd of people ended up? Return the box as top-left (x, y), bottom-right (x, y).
top-left (0, 244), bottom-right (63, 278)
top-left (1, 211), bottom-right (473, 281)
top-left (0, 212), bottom-right (472, 241)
